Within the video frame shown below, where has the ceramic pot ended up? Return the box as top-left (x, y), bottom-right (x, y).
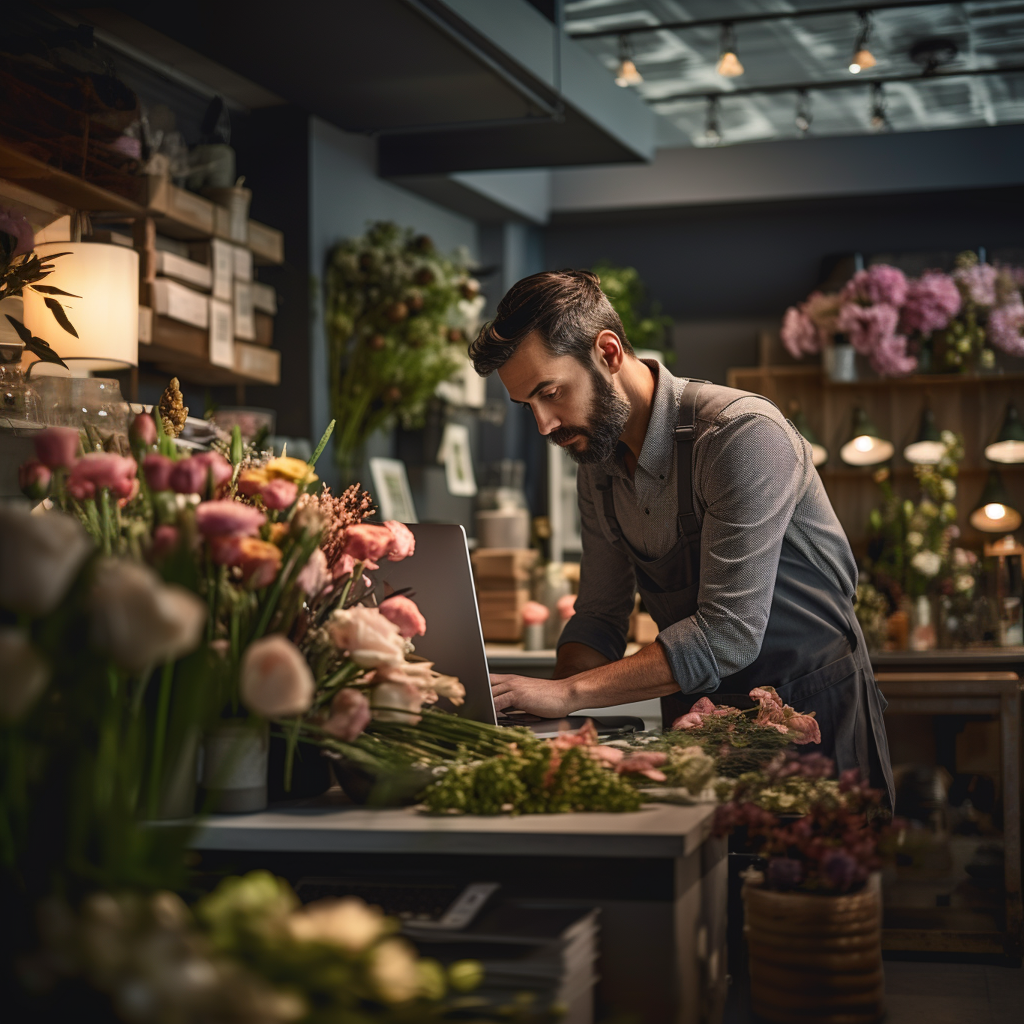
top-left (743, 876), bottom-right (884, 1024)
top-left (200, 720), bottom-right (269, 813)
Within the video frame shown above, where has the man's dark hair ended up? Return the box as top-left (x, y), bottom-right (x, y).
top-left (469, 269), bottom-right (632, 376)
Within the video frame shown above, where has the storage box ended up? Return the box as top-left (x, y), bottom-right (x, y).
top-left (151, 278), bottom-right (209, 329)
top-left (145, 177), bottom-right (215, 236)
top-left (190, 239), bottom-right (234, 301)
top-left (251, 280), bottom-right (277, 315)
top-left (254, 312), bottom-right (274, 348)
top-left (233, 280), bottom-right (255, 341)
top-left (479, 612), bottom-right (524, 643)
top-left (233, 244), bottom-right (253, 281)
top-left (248, 219), bottom-right (284, 264)
top-left (234, 342), bottom-right (280, 384)
top-left (155, 250), bottom-right (213, 291)
top-left (208, 298), bottom-right (233, 368)
top-left (471, 548), bottom-right (538, 582)
top-left (476, 587), bottom-right (530, 615)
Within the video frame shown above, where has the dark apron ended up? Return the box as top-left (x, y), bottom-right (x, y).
top-left (597, 380), bottom-right (894, 806)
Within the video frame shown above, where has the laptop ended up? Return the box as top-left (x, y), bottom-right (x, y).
top-left (373, 523), bottom-right (643, 738)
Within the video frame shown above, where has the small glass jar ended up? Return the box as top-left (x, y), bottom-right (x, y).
top-left (0, 340), bottom-right (42, 428)
top-left (31, 375), bottom-right (130, 453)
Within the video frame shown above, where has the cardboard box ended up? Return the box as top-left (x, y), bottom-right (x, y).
top-left (155, 250), bottom-right (213, 291)
top-left (479, 613), bottom-right (523, 643)
top-left (233, 244), bottom-right (253, 281)
top-left (251, 280), bottom-right (277, 315)
top-left (471, 548), bottom-right (538, 582)
top-left (254, 312), bottom-right (274, 348)
top-left (208, 298), bottom-right (233, 368)
top-left (190, 239), bottom-right (234, 301)
top-left (233, 280), bottom-right (255, 341)
top-left (151, 278), bottom-right (209, 329)
top-left (234, 342), bottom-right (280, 384)
top-left (248, 219), bottom-right (284, 264)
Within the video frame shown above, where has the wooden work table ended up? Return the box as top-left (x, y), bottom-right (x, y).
top-left (191, 797), bottom-right (727, 1024)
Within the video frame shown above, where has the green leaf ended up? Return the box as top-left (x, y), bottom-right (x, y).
top-left (30, 284), bottom-right (81, 298)
top-left (230, 425), bottom-right (243, 467)
top-left (5, 315), bottom-right (70, 369)
top-left (43, 297), bottom-right (79, 338)
top-left (308, 418), bottom-right (335, 468)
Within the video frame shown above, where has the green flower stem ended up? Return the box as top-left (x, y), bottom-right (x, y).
top-left (99, 488), bottom-right (113, 555)
top-left (146, 661), bottom-right (175, 819)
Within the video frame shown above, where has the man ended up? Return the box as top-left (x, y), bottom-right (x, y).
top-left (469, 269), bottom-right (893, 802)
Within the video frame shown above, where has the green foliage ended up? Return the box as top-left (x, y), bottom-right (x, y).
top-left (592, 262), bottom-right (673, 357)
top-left (325, 222), bottom-right (477, 477)
top-left (657, 715), bottom-right (793, 777)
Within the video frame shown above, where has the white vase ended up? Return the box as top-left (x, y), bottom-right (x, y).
top-left (201, 720), bottom-right (269, 813)
top-left (825, 344), bottom-right (857, 382)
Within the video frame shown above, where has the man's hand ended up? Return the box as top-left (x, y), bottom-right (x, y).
top-left (490, 674), bottom-right (576, 718)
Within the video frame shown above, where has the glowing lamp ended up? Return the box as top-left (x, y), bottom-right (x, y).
top-left (903, 408), bottom-right (945, 465)
top-left (839, 407), bottom-right (893, 466)
top-left (985, 402), bottom-right (1024, 464)
top-left (970, 470), bottom-right (1022, 533)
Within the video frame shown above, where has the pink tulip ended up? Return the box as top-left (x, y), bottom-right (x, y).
top-left (142, 453), bottom-right (174, 491)
top-left (379, 594), bottom-right (426, 638)
top-left (383, 520), bottom-right (415, 561)
top-left (19, 460), bottom-right (51, 500)
top-left (260, 478), bottom-right (298, 510)
top-left (240, 635), bottom-right (315, 718)
top-left (521, 600), bottom-right (549, 626)
top-left (192, 451), bottom-right (233, 491)
top-left (68, 453), bottom-right (137, 499)
top-left (342, 523), bottom-right (395, 563)
top-left (34, 427), bottom-right (80, 469)
top-left (296, 547), bottom-right (330, 596)
top-left (150, 524), bottom-right (180, 561)
top-left (169, 458), bottom-right (211, 495)
top-left (0, 206), bottom-right (34, 259)
top-left (323, 687), bottom-right (372, 741)
top-left (129, 413), bottom-right (158, 448)
top-left (195, 499), bottom-right (265, 537)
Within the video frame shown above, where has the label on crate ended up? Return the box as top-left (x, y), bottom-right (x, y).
top-left (209, 298), bottom-right (234, 368)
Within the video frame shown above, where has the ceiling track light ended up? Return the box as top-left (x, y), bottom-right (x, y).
top-left (869, 82), bottom-right (889, 130)
top-left (795, 89), bottom-right (812, 134)
top-left (716, 22), bottom-right (744, 78)
top-left (704, 95), bottom-right (721, 145)
top-left (849, 10), bottom-right (877, 73)
top-left (614, 35), bottom-right (643, 87)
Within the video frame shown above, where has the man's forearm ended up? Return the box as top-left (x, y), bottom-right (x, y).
top-left (566, 640), bottom-right (681, 709)
top-left (553, 641), bottom-right (611, 680)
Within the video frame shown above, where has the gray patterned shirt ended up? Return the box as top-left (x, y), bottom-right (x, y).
top-left (558, 361), bottom-right (858, 694)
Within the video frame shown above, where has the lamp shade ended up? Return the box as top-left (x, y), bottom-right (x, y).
top-left (790, 408), bottom-right (828, 467)
top-left (22, 242), bottom-right (139, 372)
top-left (903, 407), bottom-right (945, 465)
top-left (969, 469), bottom-right (1022, 533)
top-left (840, 407), bottom-right (894, 466)
top-left (985, 402), bottom-right (1024, 464)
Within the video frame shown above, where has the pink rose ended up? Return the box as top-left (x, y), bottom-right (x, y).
top-left (142, 453), bottom-right (174, 491)
top-left (68, 453), bottom-right (137, 499)
top-left (785, 713), bottom-right (822, 745)
top-left (691, 697), bottom-right (716, 715)
top-left (0, 206), bottom-right (34, 259)
top-left (379, 595), bottom-right (426, 638)
top-left (149, 524), bottom-right (180, 561)
top-left (326, 606), bottom-right (406, 668)
top-left (169, 458), bottom-right (208, 495)
top-left (260, 478), bottom-right (298, 510)
top-left (192, 452), bottom-right (233, 492)
top-left (129, 413), bottom-right (158, 448)
top-left (34, 427), bottom-right (80, 469)
top-left (332, 553), bottom-right (357, 580)
top-left (617, 752), bottom-right (668, 782)
top-left (240, 635), bottom-right (315, 718)
top-left (19, 460), bottom-right (51, 500)
top-left (210, 537), bottom-right (282, 587)
top-left (323, 687), bottom-right (372, 741)
top-left (195, 499), bottom-right (265, 537)
top-left (672, 712), bottom-right (704, 730)
top-left (556, 594), bottom-right (576, 620)
top-left (383, 521), bottom-right (415, 561)
top-left (296, 547), bottom-right (331, 597)
top-left (521, 601), bottom-right (549, 626)
top-left (342, 524), bottom-right (395, 563)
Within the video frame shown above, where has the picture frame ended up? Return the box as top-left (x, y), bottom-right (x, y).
top-left (369, 457), bottom-right (418, 523)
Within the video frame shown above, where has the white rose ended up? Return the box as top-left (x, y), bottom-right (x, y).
top-left (910, 550), bottom-right (942, 578)
top-left (90, 559), bottom-right (206, 673)
top-left (370, 938), bottom-right (422, 1003)
top-left (941, 479), bottom-right (957, 500)
top-left (906, 531), bottom-right (924, 549)
top-left (240, 635), bottom-right (315, 718)
top-left (326, 606), bottom-right (406, 669)
top-left (0, 627), bottom-right (50, 721)
top-left (287, 896), bottom-right (385, 952)
top-left (955, 575), bottom-right (975, 593)
top-left (370, 680), bottom-right (425, 724)
top-left (952, 548), bottom-right (970, 568)
top-left (0, 507), bottom-right (92, 616)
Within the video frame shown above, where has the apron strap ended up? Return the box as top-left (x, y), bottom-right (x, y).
top-left (675, 379), bottom-right (708, 542)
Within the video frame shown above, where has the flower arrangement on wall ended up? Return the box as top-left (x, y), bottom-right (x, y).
top-left (325, 222), bottom-right (483, 478)
top-left (781, 253), bottom-right (1024, 376)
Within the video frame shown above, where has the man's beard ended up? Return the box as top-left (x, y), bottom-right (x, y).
top-left (547, 366), bottom-right (630, 465)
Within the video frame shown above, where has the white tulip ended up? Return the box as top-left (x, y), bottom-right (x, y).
top-left (90, 559), bottom-right (206, 673)
top-left (0, 506), bottom-right (92, 616)
top-left (0, 627), bottom-right (50, 721)
top-left (239, 635), bottom-right (315, 718)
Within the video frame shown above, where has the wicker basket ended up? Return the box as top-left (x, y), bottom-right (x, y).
top-left (743, 877), bottom-right (884, 1024)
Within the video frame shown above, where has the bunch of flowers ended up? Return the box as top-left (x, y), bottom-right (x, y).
top-left (714, 769), bottom-right (894, 894)
top-left (325, 221), bottom-right (483, 478)
top-left (715, 752), bottom-right (841, 816)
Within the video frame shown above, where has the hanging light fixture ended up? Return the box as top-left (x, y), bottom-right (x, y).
top-left (614, 35), bottom-right (643, 87)
top-left (716, 22), bottom-right (744, 78)
top-left (703, 95), bottom-right (722, 145)
top-left (795, 89), bottom-right (812, 134)
top-left (869, 82), bottom-right (889, 131)
top-left (849, 11), bottom-right (877, 74)
top-left (969, 469), bottom-right (1022, 533)
top-left (985, 402), bottom-right (1024, 464)
top-left (790, 405), bottom-right (828, 467)
top-left (840, 407), bottom-right (894, 466)
top-left (903, 407), bottom-right (945, 465)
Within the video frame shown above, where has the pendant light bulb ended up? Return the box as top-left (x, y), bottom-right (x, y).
top-left (904, 407), bottom-right (945, 465)
top-left (840, 407), bottom-right (894, 466)
top-left (970, 470), bottom-right (1022, 533)
top-left (849, 12), bottom-right (877, 74)
top-left (985, 402), bottom-right (1024, 464)
top-left (615, 36), bottom-right (643, 87)
top-left (716, 23), bottom-right (744, 77)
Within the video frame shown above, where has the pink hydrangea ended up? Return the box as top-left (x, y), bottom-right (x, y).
top-left (836, 302), bottom-right (899, 356)
top-left (954, 262), bottom-right (997, 306)
top-left (781, 306), bottom-right (818, 359)
top-left (987, 295), bottom-right (1024, 357)
top-left (869, 331), bottom-right (918, 376)
top-left (900, 271), bottom-right (961, 336)
top-left (842, 265), bottom-right (908, 307)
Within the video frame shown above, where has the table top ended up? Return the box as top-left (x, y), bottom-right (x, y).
top-left (190, 795), bottom-right (717, 859)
